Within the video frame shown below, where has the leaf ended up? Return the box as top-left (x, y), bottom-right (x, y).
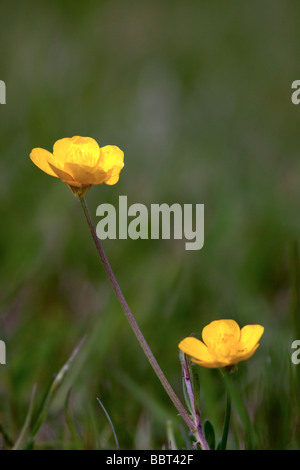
top-left (204, 419), bottom-right (215, 450)
top-left (192, 371), bottom-right (201, 411)
top-left (12, 384), bottom-right (37, 450)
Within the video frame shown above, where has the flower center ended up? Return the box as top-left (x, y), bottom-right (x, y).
top-left (209, 333), bottom-right (241, 363)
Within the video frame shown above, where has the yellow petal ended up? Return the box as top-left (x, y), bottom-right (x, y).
top-left (47, 161), bottom-right (79, 185)
top-left (30, 137), bottom-right (124, 190)
top-left (63, 163), bottom-right (106, 185)
top-left (101, 146), bottom-right (124, 185)
top-left (235, 343), bottom-right (260, 363)
top-left (202, 319), bottom-right (241, 349)
top-left (240, 325), bottom-right (264, 351)
top-left (53, 136), bottom-right (101, 167)
top-left (64, 145), bottom-right (124, 186)
top-left (179, 320), bottom-right (264, 369)
top-left (105, 173), bottom-right (121, 185)
top-left (178, 337), bottom-right (215, 364)
top-left (191, 358), bottom-right (229, 368)
top-left (30, 148), bottom-right (59, 178)
top-left (99, 145), bottom-right (124, 170)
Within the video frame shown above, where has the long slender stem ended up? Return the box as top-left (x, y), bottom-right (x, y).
top-left (220, 391), bottom-right (231, 450)
top-left (80, 197), bottom-right (196, 435)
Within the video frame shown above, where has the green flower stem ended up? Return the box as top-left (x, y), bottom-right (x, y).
top-left (80, 197), bottom-right (198, 439)
top-left (220, 391), bottom-right (231, 450)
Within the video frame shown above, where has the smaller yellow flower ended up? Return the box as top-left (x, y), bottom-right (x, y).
top-left (178, 319), bottom-right (264, 369)
top-left (30, 136), bottom-right (124, 198)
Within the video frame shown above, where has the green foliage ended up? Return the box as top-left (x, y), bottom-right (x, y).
top-left (0, 0), bottom-right (300, 450)
top-left (204, 420), bottom-right (215, 451)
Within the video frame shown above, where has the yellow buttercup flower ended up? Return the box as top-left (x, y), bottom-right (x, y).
top-left (178, 319), bottom-right (264, 369)
top-left (30, 136), bottom-right (124, 198)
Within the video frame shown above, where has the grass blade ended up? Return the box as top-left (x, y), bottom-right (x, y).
top-left (96, 396), bottom-right (119, 450)
top-left (12, 384), bottom-right (37, 450)
top-left (26, 336), bottom-right (86, 448)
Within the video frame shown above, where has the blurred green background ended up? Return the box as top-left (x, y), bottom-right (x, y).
top-left (1, 0), bottom-right (300, 450)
